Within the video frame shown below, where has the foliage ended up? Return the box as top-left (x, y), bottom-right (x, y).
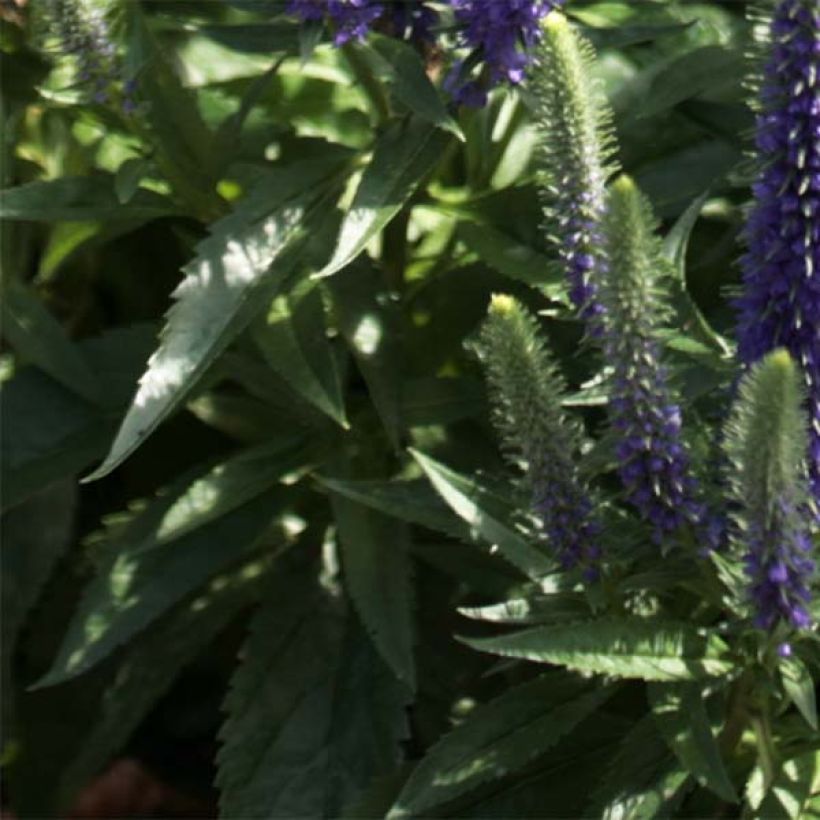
top-left (1, 0), bottom-right (818, 818)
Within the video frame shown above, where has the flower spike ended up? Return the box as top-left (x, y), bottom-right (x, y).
top-left (477, 295), bottom-right (603, 578)
top-left (735, 0), bottom-right (820, 504)
top-left (601, 176), bottom-right (704, 543)
top-left (531, 11), bottom-right (619, 326)
top-left (724, 349), bottom-right (816, 639)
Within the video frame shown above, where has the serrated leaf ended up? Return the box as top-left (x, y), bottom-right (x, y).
top-left (1, 326), bottom-right (157, 511)
top-left (0, 177), bottom-right (179, 222)
top-left (35, 441), bottom-right (304, 687)
top-left (590, 715), bottom-right (690, 820)
top-left (363, 36), bottom-right (463, 139)
top-left (217, 563), bottom-right (408, 818)
top-left (317, 116), bottom-right (449, 279)
top-left (462, 618), bottom-right (734, 681)
top-left (57, 553), bottom-right (270, 802)
top-left (253, 276), bottom-right (347, 428)
top-left (328, 261), bottom-right (403, 446)
top-left (331, 494), bottom-right (416, 690)
top-left (747, 750), bottom-right (820, 819)
top-left (410, 449), bottom-right (553, 580)
top-left (781, 657), bottom-right (818, 730)
top-left (1, 280), bottom-right (100, 403)
top-left (316, 476), bottom-right (469, 540)
top-left (85, 158), bottom-right (344, 481)
top-left (648, 682), bottom-right (737, 802)
top-left (388, 672), bottom-right (614, 817)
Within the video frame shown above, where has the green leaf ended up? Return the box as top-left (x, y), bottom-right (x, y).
top-left (410, 449), bottom-right (553, 580)
top-left (363, 36), bottom-right (463, 139)
top-left (781, 657), bottom-right (818, 731)
top-left (331, 494), bottom-right (416, 689)
top-left (661, 192), bottom-right (732, 358)
top-left (401, 377), bottom-right (486, 428)
top-left (253, 276), bottom-right (348, 428)
top-left (463, 618), bottom-right (734, 681)
top-left (747, 750), bottom-right (820, 819)
top-left (1, 481), bottom-right (76, 723)
top-left (317, 117), bottom-right (449, 279)
top-left (648, 682), bottom-right (737, 801)
top-left (57, 553), bottom-right (271, 802)
top-left (0, 177), bottom-right (180, 222)
top-left (1, 326), bottom-right (156, 510)
top-left (35, 442), bottom-right (304, 687)
top-left (217, 564), bottom-right (408, 818)
top-left (458, 221), bottom-right (564, 294)
top-left (328, 261), bottom-right (403, 446)
top-left (459, 592), bottom-right (591, 626)
top-left (114, 157), bottom-right (154, 205)
top-left (637, 46), bottom-right (745, 120)
top-left (316, 476), bottom-right (470, 541)
top-left (197, 22), bottom-right (301, 54)
top-left (388, 672), bottom-right (614, 817)
top-left (1, 280), bottom-right (100, 403)
top-left (590, 715), bottom-right (690, 820)
top-left (84, 158), bottom-right (345, 481)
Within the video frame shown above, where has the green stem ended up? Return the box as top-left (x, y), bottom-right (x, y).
top-left (341, 43), bottom-right (391, 126)
top-left (750, 706), bottom-right (777, 790)
top-left (381, 206), bottom-right (410, 293)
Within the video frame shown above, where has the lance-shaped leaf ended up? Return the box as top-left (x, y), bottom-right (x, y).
top-left (316, 116), bottom-right (449, 279)
top-left (388, 672), bottom-right (614, 817)
top-left (0, 176), bottom-right (180, 222)
top-left (84, 157), bottom-right (345, 481)
top-left (217, 564), bottom-right (408, 818)
top-left (648, 682), bottom-right (737, 801)
top-left (780, 656), bottom-right (818, 731)
top-left (57, 553), bottom-right (271, 803)
top-left (1, 281), bottom-right (100, 402)
top-left (746, 750), bottom-right (820, 819)
top-left (331, 493), bottom-right (416, 690)
top-left (410, 449), bottom-right (553, 580)
top-left (35, 441), bottom-right (305, 688)
top-left (253, 276), bottom-right (347, 428)
top-left (462, 618), bottom-right (734, 681)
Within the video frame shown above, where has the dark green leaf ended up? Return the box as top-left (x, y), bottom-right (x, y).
top-left (463, 618), bottom-right (734, 681)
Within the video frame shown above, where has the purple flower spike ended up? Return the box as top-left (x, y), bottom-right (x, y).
top-left (448, 0), bottom-right (563, 105)
top-left (735, 0), bottom-right (820, 505)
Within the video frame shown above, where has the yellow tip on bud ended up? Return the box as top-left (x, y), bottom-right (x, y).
top-left (767, 348), bottom-right (794, 372)
top-left (543, 10), bottom-right (568, 33)
top-left (489, 294), bottom-right (516, 315)
top-left (612, 174), bottom-right (637, 195)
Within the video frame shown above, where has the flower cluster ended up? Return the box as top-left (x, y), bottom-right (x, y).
top-left (446, 0), bottom-right (562, 106)
top-left (735, 0), bottom-right (820, 504)
top-left (602, 177), bottom-right (705, 543)
top-left (287, 0), bottom-right (436, 46)
top-left (43, 0), bottom-right (134, 111)
top-left (532, 12), bottom-right (616, 326)
top-left (478, 295), bottom-right (604, 578)
top-left (725, 350), bottom-right (815, 642)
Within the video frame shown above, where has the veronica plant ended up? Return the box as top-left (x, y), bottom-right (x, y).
top-left (3, 0), bottom-right (820, 818)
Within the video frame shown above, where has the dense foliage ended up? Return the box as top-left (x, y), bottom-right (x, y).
top-left (1, 0), bottom-right (818, 817)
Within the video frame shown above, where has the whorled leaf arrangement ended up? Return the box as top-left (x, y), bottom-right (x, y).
top-left (600, 175), bottom-right (706, 545)
top-left (530, 10), bottom-right (618, 325)
top-left (476, 295), bottom-right (603, 579)
top-left (736, 0), bottom-right (820, 505)
top-left (724, 349), bottom-right (816, 650)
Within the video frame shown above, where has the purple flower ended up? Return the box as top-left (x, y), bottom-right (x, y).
top-left (447, 0), bottom-right (563, 106)
top-left (735, 0), bottom-right (820, 504)
top-left (602, 177), bottom-right (705, 543)
top-left (744, 499), bottom-right (815, 632)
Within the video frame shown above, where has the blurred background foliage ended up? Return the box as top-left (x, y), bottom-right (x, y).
top-left (0, 0), bottom-right (771, 816)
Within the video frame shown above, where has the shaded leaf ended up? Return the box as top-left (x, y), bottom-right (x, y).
top-left (648, 682), bottom-right (736, 801)
top-left (411, 449), bottom-right (553, 580)
top-left (317, 117), bottom-right (449, 279)
top-left (781, 657), bottom-right (818, 731)
top-left (388, 672), bottom-right (614, 817)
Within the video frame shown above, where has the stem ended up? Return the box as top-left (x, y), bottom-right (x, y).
top-left (750, 707), bottom-right (778, 790)
top-left (341, 43), bottom-right (391, 126)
